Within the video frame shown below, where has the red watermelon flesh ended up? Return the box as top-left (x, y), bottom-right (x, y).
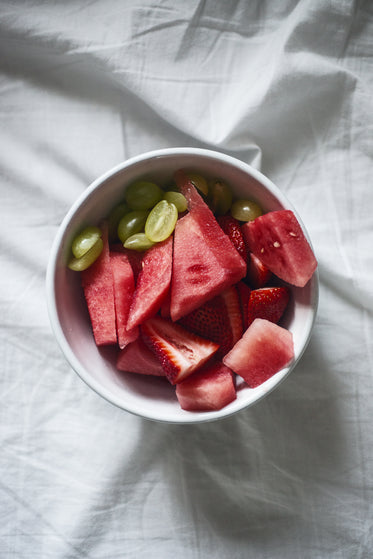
top-left (170, 212), bottom-right (245, 321)
top-left (81, 222), bottom-right (117, 346)
top-left (117, 337), bottom-right (165, 376)
top-left (223, 318), bottom-right (294, 388)
top-left (242, 210), bottom-right (317, 288)
top-left (110, 252), bottom-right (139, 349)
top-left (176, 362), bottom-right (236, 411)
top-left (110, 244), bottom-right (143, 282)
top-left (127, 236), bottom-right (173, 330)
top-left (174, 171), bottom-right (246, 275)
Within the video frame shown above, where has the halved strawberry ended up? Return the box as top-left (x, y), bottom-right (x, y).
top-left (246, 287), bottom-right (290, 327)
top-left (217, 215), bottom-right (247, 260)
top-left (246, 252), bottom-right (272, 288)
top-left (176, 361), bottom-right (236, 411)
top-left (141, 316), bottom-right (219, 385)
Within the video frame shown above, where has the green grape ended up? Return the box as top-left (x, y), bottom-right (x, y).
top-left (125, 180), bottom-right (163, 210)
top-left (71, 226), bottom-right (102, 259)
top-left (124, 233), bottom-right (155, 252)
top-left (68, 238), bottom-right (103, 271)
top-left (163, 191), bottom-right (188, 213)
top-left (188, 173), bottom-right (209, 196)
top-left (107, 203), bottom-right (129, 240)
top-left (230, 199), bottom-right (263, 222)
top-left (208, 180), bottom-right (232, 216)
top-left (145, 200), bottom-right (178, 242)
top-left (117, 210), bottom-right (149, 243)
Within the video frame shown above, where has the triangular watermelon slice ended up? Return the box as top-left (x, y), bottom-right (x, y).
top-left (81, 222), bottom-right (117, 346)
top-left (117, 337), bottom-right (165, 376)
top-left (127, 236), bottom-right (173, 330)
top-left (242, 210), bottom-right (317, 287)
top-left (110, 251), bottom-right (139, 349)
top-left (170, 171), bottom-right (246, 321)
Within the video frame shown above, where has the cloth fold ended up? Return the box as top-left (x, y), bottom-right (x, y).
top-left (1, 1), bottom-right (372, 557)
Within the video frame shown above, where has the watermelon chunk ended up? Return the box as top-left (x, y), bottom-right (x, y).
top-left (176, 362), bottom-right (236, 411)
top-left (127, 236), bottom-right (173, 330)
top-left (170, 171), bottom-right (246, 321)
top-left (110, 252), bottom-right (138, 349)
top-left (81, 222), bottom-right (117, 346)
top-left (242, 210), bottom-right (317, 287)
top-left (170, 212), bottom-right (246, 321)
top-left (223, 318), bottom-right (294, 388)
top-left (117, 337), bottom-right (165, 376)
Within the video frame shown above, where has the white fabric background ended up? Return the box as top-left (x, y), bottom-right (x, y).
top-left (1, 1), bottom-right (372, 557)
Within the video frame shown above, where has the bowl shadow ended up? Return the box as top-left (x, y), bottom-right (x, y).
top-left (133, 333), bottom-right (344, 546)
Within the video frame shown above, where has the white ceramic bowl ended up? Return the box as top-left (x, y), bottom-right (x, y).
top-left (46, 148), bottom-right (318, 423)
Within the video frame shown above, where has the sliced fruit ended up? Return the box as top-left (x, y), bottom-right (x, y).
top-left (145, 199), bottom-right (178, 242)
top-left (68, 238), bottom-right (103, 271)
top-left (110, 252), bottom-right (138, 349)
top-left (170, 172), bottom-right (246, 321)
top-left (217, 215), bottom-right (247, 260)
top-left (178, 295), bottom-right (232, 357)
top-left (236, 281), bottom-right (251, 330)
top-left (176, 362), bottom-right (236, 411)
top-left (231, 199), bottom-right (262, 222)
top-left (127, 236), bottom-right (173, 330)
top-left (220, 286), bottom-right (243, 346)
top-left (246, 252), bottom-right (272, 288)
top-left (223, 318), bottom-right (294, 388)
top-left (174, 170), bottom-right (247, 279)
top-left (124, 233), bottom-right (155, 252)
top-left (117, 337), bottom-right (165, 376)
top-left (141, 316), bottom-right (219, 384)
top-left (170, 212), bottom-right (244, 321)
top-left (71, 226), bottom-right (102, 259)
top-left (81, 222), bottom-right (117, 345)
top-left (246, 287), bottom-right (290, 327)
top-left (110, 244), bottom-right (144, 281)
top-left (242, 210), bottom-right (317, 287)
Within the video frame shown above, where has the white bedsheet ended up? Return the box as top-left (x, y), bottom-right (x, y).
top-left (1, 1), bottom-right (373, 557)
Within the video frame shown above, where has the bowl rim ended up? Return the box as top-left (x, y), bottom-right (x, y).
top-left (46, 147), bottom-right (319, 424)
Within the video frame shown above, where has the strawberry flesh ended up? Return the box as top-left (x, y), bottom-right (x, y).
top-left (141, 316), bottom-right (219, 384)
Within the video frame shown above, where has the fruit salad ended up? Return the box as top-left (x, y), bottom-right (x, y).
top-left (68, 170), bottom-right (317, 412)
